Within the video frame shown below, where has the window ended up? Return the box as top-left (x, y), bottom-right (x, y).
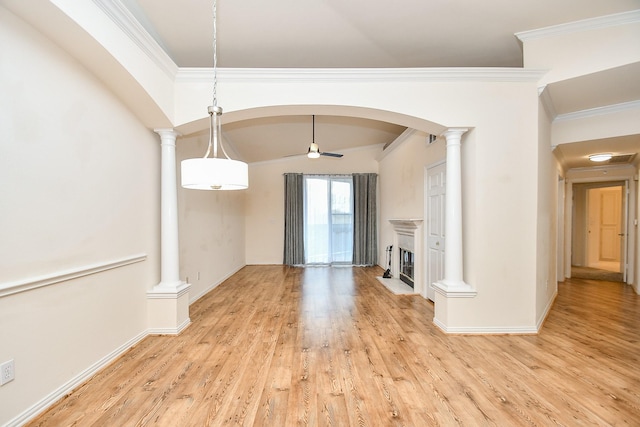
top-left (304, 175), bottom-right (353, 264)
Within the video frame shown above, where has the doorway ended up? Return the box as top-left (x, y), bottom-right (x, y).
top-left (571, 181), bottom-right (626, 282)
top-left (303, 175), bottom-right (354, 264)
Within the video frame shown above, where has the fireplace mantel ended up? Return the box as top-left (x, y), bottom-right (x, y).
top-left (388, 219), bottom-right (423, 229)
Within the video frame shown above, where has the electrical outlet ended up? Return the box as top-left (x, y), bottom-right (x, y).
top-left (1, 359), bottom-right (15, 385)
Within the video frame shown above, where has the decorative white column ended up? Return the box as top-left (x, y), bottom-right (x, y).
top-left (147, 128), bottom-right (191, 335)
top-left (433, 128), bottom-right (476, 297)
top-left (156, 129), bottom-right (182, 288)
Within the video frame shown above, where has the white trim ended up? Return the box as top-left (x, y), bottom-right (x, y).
top-left (432, 282), bottom-right (477, 298)
top-left (516, 10), bottom-right (640, 41)
top-left (0, 254), bottom-right (147, 298)
top-left (176, 67), bottom-right (548, 84)
top-left (92, 0), bottom-right (178, 78)
top-left (433, 317), bottom-right (538, 334)
top-left (537, 291), bottom-right (558, 331)
top-left (377, 129), bottom-right (418, 161)
top-left (188, 265), bottom-right (244, 303)
top-left (566, 164), bottom-right (635, 177)
top-left (5, 330), bottom-right (148, 427)
top-left (425, 158), bottom-right (446, 171)
top-left (554, 100), bottom-right (640, 123)
top-left (538, 85), bottom-right (558, 120)
top-left (146, 282), bottom-right (190, 299)
top-left (147, 318), bottom-right (191, 336)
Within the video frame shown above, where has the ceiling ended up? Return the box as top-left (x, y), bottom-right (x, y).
top-left (119, 0), bottom-right (640, 166)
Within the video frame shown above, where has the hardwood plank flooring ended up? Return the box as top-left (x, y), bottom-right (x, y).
top-left (27, 266), bottom-right (640, 426)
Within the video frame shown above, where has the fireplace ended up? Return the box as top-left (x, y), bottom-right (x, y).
top-left (382, 219), bottom-right (423, 296)
top-left (399, 248), bottom-right (414, 288)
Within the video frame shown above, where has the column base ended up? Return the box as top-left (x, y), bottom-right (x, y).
top-left (433, 279), bottom-right (477, 298)
top-left (147, 282), bottom-right (191, 335)
top-left (433, 279), bottom-right (476, 333)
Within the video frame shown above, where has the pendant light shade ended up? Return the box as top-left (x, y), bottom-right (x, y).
top-left (181, 0), bottom-right (248, 191)
top-left (181, 158), bottom-right (248, 190)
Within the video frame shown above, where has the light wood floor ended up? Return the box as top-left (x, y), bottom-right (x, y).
top-left (28, 266), bottom-right (640, 426)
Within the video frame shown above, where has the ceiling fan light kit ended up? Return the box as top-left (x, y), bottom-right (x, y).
top-left (307, 142), bottom-right (321, 158)
top-left (306, 115), bottom-right (343, 159)
top-left (181, 0), bottom-right (248, 190)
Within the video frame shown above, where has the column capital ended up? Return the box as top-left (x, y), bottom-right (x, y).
top-left (154, 128), bottom-right (181, 142)
top-left (441, 128), bottom-right (469, 141)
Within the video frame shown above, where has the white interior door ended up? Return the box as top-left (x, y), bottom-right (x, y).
top-left (598, 188), bottom-right (622, 264)
top-left (425, 162), bottom-right (446, 301)
top-left (586, 186), bottom-right (623, 272)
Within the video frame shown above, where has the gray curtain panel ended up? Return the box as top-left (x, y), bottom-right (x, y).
top-left (352, 173), bottom-right (378, 265)
top-left (283, 173), bottom-right (305, 265)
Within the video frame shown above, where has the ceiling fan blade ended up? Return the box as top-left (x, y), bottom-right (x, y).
top-left (320, 152), bottom-right (343, 158)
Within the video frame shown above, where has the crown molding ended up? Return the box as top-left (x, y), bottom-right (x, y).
top-left (538, 85), bottom-right (558, 119)
top-left (516, 9), bottom-right (640, 42)
top-left (554, 100), bottom-right (640, 123)
top-left (92, 0), bottom-right (178, 78)
top-left (175, 67), bottom-right (547, 84)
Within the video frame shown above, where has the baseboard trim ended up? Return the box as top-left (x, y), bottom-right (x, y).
top-left (433, 318), bottom-right (538, 335)
top-left (5, 330), bottom-right (148, 427)
top-left (536, 290), bottom-right (558, 331)
top-left (147, 318), bottom-right (191, 336)
top-left (188, 265), bottom-right (244, 304)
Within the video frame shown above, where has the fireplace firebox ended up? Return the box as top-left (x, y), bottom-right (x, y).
top-left (399, 248), bottom-right (414, 288)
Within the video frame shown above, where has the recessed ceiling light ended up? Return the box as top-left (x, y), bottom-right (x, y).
top-left (588, 153), bottom-right (612, 162)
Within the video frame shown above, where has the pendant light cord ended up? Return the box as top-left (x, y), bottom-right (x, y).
top-left (204, 0), bottom-right (232, 160)
top-left (212, 0), bottom-right (218, 109)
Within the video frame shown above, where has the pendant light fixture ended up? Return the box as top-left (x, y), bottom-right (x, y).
top-left (181, 0), bottom-right (248, 190)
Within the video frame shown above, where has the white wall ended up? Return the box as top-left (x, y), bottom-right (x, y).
top-left (0, 7), bottom-right (159, 426)
top-left (447, 88), bottom-right (541, 332)
top-left (176, 133), bottom-right (247, 302)
top-left (221, 77), bottom-right (544, 333)
top-left (521, 15), bottom-right (640, 85)
top-left (245, 145), bottom-right (381, 265)
top-left (536, 100), bottom-right (560, 324)
top-left (378, 131), bottom-right (445, 267)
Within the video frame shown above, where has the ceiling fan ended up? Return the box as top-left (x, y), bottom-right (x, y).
top-left (306, 115), bottom-right (343, 158)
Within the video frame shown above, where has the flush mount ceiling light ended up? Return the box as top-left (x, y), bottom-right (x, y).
top-left (181, 0), bottom-right (248, 190)
top-left (588, 153), bottom-right (613, 162)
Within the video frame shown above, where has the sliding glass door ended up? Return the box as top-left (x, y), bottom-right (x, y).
top-left (304, 176), bottom-right (353, 264)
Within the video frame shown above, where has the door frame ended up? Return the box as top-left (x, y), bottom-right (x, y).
top-left (564, 168), bottom-right (636, 286)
